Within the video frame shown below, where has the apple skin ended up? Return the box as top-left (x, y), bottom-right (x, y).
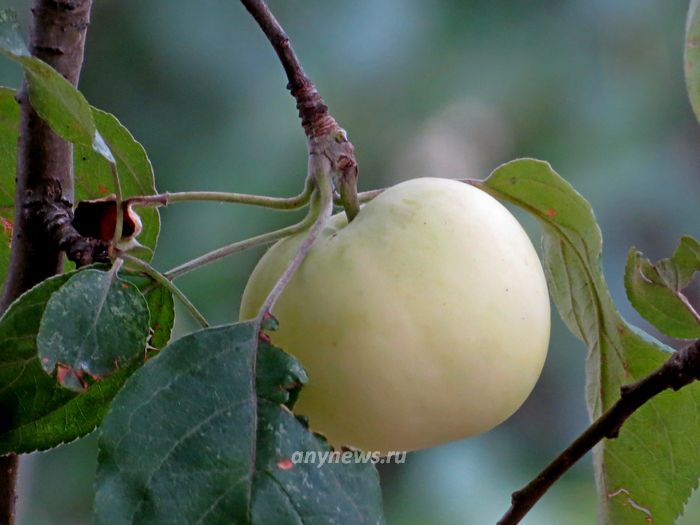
top-left (240, 177), bottom-right (550, 453)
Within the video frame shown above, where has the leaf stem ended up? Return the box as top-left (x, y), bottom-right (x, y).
top-left (256, 158), bottom-right (334, 323)
top-left (118, 252), bottom-right (209, 328)
top-left (337, 165), bottom-right (360, 221)
top-left (163, 213), bottom-right (315, 281)
top-left (334, 178), bottom-right (482, 208)
top-left (126, 176), bottom-right (314, 211)
top-left (334, 178), bottom-right (483, 207)
top-left (108, 257), bottom-right (124, 277)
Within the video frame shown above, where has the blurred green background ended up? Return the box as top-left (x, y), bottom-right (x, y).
top-left (2, 0), bottom-right (700, 523)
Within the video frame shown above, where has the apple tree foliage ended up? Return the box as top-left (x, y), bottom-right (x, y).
top-left (0, 4), bottom-right (700, 525)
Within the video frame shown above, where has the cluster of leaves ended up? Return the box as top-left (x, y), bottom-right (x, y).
top-left (0, 10), bottom-right (384, 525)
top-left (0, 265), bottom-right (172, 453)
top-left (2, 3), bottom-right (700, 524)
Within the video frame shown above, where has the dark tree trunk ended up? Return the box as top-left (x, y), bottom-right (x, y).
top-left (0, 1), bottom-right (93, 523)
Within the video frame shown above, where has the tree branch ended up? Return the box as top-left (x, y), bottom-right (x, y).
top-left (239, 0), bottom-right (360, 220)
top-left (239, 0), bottom-right (336, 138)
top-left (498, 339), bottom-right (700, 525)
top-left (0, 1), bottom-right (93, 523)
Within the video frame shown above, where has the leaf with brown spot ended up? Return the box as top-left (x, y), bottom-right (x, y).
top-left (0, 267), bottom-right (172, 454)
top-left (479, 158), bottom-right (700, 524)
top-left (95, 323), bottom-right (385, 525)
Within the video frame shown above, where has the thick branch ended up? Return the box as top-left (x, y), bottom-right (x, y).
top-left (498, 339), bottom-right (700, 525)
top-left (0, 1), bottom-right (93, 523)
top-left (39, 195), bottom-right (110, 266)
top-left (1, 0), bottom-right (94, 310)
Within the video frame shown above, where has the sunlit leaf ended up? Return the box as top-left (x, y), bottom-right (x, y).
top-left (0, 10), bottom-right (28, 57)
top-left (657, 235), bottom-right (700, 291)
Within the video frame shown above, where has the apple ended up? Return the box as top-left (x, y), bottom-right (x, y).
top-left (240, 177), bottom-right (550, 453)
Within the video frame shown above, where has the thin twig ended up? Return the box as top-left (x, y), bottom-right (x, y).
top-left (239, 0), bottom-right (360, 222)
top-left (118, 253), bottom-right (209, 328)
top-left (497, 339), bottom-right (700, 525)
top-left (239, 0), bottom-right (335, 137)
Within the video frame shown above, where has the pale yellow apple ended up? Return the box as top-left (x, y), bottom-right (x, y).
top-left (240, 177), bottom-right (550, 453)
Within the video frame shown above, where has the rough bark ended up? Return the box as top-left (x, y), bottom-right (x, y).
top-left (0, 1), bottom-right (93, 523)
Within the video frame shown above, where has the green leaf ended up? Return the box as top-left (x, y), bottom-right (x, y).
top-left (0, 10), bottom-right (28, 57)
top-left (119, 272), bottom-right (174, 350)
top-left (37, 268), bottom-right (150, 390)
top-left (0, 86), bottom-right (18, 292)
top-left (0, 87), bottom-right (160, 286)
top-left (625, 242), bottom-right (700, 340)
top-left (0, 13), bottom-right (160, 275)
top-left (657, 235), bottom-right (700, 291)
top-left (479, 158), bottom-right (700, 525)
top-left (95, 323), bottom-right (385, 525)
top-left (686, 0), bottom-right (700, 122)
top-left (74, 108), bottom-right (160, 258)
top-left (0, 9), bottom-right (110, 159)
top-left (0, 268), bottom-right (174, 455)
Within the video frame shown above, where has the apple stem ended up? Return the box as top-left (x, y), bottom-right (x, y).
top-left (118, 252), bottom-right (210, 328)
top-left (343, 187), bottom-right (385, 206)
top-left (255, 158), bottom-right (334, 325)
top-left (125, 176), bottom-right (315, 211)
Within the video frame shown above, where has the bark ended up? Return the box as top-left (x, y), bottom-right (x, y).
top-left (0, 1), bottom-right (93, 523)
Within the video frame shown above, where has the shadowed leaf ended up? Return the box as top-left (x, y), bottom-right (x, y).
top-left (37, 268), bottom-right (150, 390)
top-left (0, 87), bottom-right (18, 293)
top-left (95, 322), bottom-right (385, 525)
top-left (74, 109), bottom-right (160, 259)
top-left (0, 268), bottom-right (173, 454)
